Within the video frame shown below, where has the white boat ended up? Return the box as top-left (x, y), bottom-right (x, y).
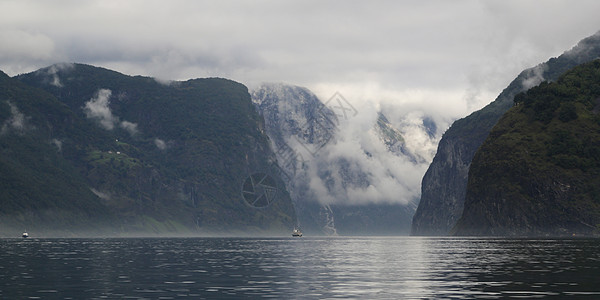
top-left (22, 232), bottom-right (29, 238)
top-left (292, 228), bottom-right (302, 237)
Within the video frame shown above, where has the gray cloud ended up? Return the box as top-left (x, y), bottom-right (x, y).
top-left (154, 138), bottom-right (167, 150)
top-left (521, 64), bottom-right (548, 90)
top-left (2, 2), bottom-right (599, 94)
top-left (119, 120), bottom-right (138, 135)
top-left (83, 89), bottom-right (117, 130)
top-left (83, 89), bottom-right (139, 135)
top-left (279, 96), bottom-right (430, 206)
top-left (51, 138), bottom-right (63, 152)
top-left (39, 62), bottom-right (74, 87)
top-left (1, 101), bottom-right (32, 135)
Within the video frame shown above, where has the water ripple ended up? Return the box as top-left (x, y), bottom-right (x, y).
top-left (0, 237), bottom-right (599, 298)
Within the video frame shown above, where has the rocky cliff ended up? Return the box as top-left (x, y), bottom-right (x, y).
top-left (412, 31), bottom-right (600, 235)
top-left (252, 83), bottom-right (417, 235)
top-left (454, 60), bottom-right (600, 236)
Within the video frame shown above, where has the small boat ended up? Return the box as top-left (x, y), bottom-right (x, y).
top-left (292, 228), bottom-right (302, 237)
top-left (22, 231), bottom-right (29, 238)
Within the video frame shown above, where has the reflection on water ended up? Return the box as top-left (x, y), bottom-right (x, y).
top-left (0, 237), bottom-right (599, 299)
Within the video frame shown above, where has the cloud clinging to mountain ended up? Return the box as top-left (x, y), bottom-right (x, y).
top-left (83, 89), bottom-right (139, 135)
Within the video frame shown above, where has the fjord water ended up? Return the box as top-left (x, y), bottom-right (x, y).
top-left (0, 237), bottom-right (599, 299)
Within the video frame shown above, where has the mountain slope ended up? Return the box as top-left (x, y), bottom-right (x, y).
top-left (251, 83), bottom-right (338, 234)
top-left (252, 83), bottom-right (416, 235)
top-left (412, 31), bottom-right (600, 235)
top-left (0, 64), bottom-right (295, 236)
top-left (454, 60), bottom-right (600, 236)
top-left (0, 70), bottom-right (115, 234)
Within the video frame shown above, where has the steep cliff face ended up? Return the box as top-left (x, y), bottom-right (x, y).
top-left (454, 60), bottom-right (600, 236)
top-left (412, 31), bottom-right (600, 235)
top-left (251, 83), bottom-right (338, 234)
top-left (252, 83), bottom-right (416, 235)
top-left (1, 63), bottom-right (296, 236)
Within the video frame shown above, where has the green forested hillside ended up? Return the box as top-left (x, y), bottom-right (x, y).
top-left (0, 64), bottom-right (295, 236)
top-left (412, 32), bottom-right (600, 236)
top-left (454, 60), bottom-right (600, 236)
top-left (0, 70), bottom-right (114, 233)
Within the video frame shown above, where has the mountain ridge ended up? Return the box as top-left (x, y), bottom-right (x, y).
top-left (0, 63), bottom-right (296, 236)
top-left (252, 83), bottom-right (417, 235)
top-left (412, 31), bottom-right (600, 235)
top-left (454, 59), bottom-right (600, 236)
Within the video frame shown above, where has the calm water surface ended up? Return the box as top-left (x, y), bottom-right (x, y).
top-left (0, 237), bottom-right (599, 299)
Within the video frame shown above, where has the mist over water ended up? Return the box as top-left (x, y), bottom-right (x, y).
top-left (1, 237), bottom-right (599, 299)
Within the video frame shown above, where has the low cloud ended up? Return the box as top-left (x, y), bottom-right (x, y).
top-left (51, 138), bottom-right (62, 152)
top-left (154, 138), bottom-right (167, 150)
top-left (312, 83), bottom-right (477, 139)
top-left (268, 91), bottom-right (433, 207)
top-left (153, 77), bottom-right (174, 86)
top-left (119, 120), bottom-right (138, 135)
top-left (301, 101), bottom-right (429, 206)
top-left (1, 101), bottom-right (32, 135)
top-left (42, 63), bottom-right (74, 87)
top-left (84, 89), bottom-right (117, 130)
top-left (395, 111), bottom-right (438, 163)
top-left (255, 84), bottom-right (441, 207)
top-left (83, 89), bottom-right (139, 135)
top-left (521, 64), bottom-right (547, 90)
top-left (90, 188), bottom-right (111, 201)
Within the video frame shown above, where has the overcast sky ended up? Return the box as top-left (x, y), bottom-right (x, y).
top-left (2, 0), bottom-right (600, 128)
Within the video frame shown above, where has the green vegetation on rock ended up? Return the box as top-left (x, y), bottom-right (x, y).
top-left (412, 31), bottom-right (600, 236)
top-left (454, 60), bottom-right (600, 236)
top-left (0, 64), bottom-right (295, 236)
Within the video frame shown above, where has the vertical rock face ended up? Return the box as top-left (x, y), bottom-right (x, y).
top-left (410, 136), bottom-right (471, 235)
top-left (252, 83), bottom-right (417, 235)
top-left (454, 60), bottom-right (600, 236)
top-left (252, 83), bottom-right (339, 234)
top-left (412, 31), bottom-right (600, 236)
